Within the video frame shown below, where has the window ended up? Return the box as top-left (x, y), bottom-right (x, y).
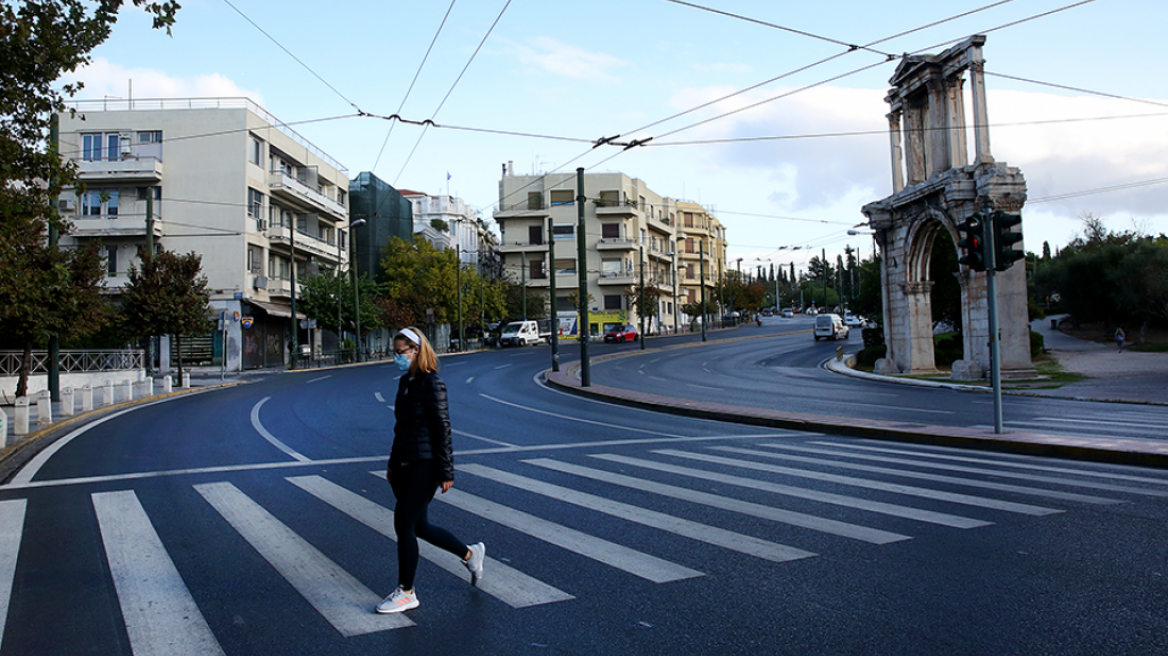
top-left (105, 245), bottom-right (118, 276)
top-left (339, 230), bottom-right (347, 250)
top-left (602, 258), bottom-right (623, 276)
top-left (82, 134), bottom-right (102, 161)
top-left (554, 259), bottom-right (576, 276)
top-left (549, 189), bottom-right (574, 206)
top-left (81, 190), bottom-right (103, 217)
top-left (685, 237), bottom-right (694, 254)
top-left (604, 295), bottom-right (622, 310)
top-left (683, 212), bottom-right (694, 228)
top-left (530, 258), bottom-right (546, 280)
top-left (107, 134), bottom-right (120, 161)
top-left (640, 228), bottom-right (646, 244)
top-left (601, 223), bottom-right (620, 239)
top-left (552, 225), bottom-right (574, 240)
top-left (687, 289), bottom-right (696, 303)
top-left (138, 130), bottom-right (162, 143)
top-left (528, 225), bottom-right (543, 245)
top-left (686, 263), bottom-right (694, 279)
top-left (246, 245), bottom-right (262, 274)
top-left (106, 190), bottom-right (118, 217)
top-left (248, 188), bottom-right (264, 218)
top-left (527, 192), bottom-right (543, 210)
top-left (336, 189), bottom-right (346, 206)
top-left (249, 136), bottom-right (264, 166)
top-left (137, 186), bottom-right (161, 201)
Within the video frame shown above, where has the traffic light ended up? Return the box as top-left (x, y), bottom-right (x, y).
top-left (957, 212), bottom-right (987, 272)
top-left (992, 210), bottom-right (1025, 272)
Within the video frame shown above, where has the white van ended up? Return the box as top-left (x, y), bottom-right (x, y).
top-left (499, 320), bottom-right (542, 347)
top-left (814, 313), bottom-right (849, 341)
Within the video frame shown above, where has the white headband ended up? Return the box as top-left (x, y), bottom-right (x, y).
top-left (396, 328), bottom-right (420, 346)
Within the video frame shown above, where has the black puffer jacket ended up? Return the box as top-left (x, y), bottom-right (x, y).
top-left (390, 372), bottom-right (454, 481)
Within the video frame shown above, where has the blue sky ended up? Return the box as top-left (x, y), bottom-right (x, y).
top-left (69, 0), bottom-right (1168, 272)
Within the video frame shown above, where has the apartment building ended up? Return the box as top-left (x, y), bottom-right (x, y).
top-left (494, 168), bottom-right (699, 336)
top-left (399, 190), bottom-right (486, 267)
top-left (57, 98), bottom-right (352, 370)
top-left (675, 200), bottom-right (727, 324)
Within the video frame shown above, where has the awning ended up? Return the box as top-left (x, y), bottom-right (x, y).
top-left (247, 300), bottom-right (306, 320)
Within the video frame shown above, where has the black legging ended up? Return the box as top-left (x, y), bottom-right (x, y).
top-left (390, 461), bottom-right (466, 590)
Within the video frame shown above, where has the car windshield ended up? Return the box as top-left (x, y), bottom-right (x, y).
top-left (501, 323), bottom-right (523, 335)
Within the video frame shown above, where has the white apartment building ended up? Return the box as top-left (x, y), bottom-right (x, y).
top-left (399, 190), bottom-right (484, 266)
top-left (57, 98), bottom-right (351, 370)
top-left (494, 168), bottom-right (692, 336)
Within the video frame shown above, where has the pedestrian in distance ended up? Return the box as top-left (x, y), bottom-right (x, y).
top-left (377, 327), bottom-right (485, 614)
top-left (1116, 326), bottom-right (1126, 352)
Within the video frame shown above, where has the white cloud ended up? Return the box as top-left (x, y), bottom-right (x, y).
top-left (61, 58), bottom-right (265, 107)
top-left (514, 37), bottom-right (629, 83)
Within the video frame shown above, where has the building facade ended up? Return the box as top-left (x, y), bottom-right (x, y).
top-left (349, 172), bottom-right (413, 283)
top-left (494, 169), bottom-right (721, 336)
top-left (58, 98), bottom-right (352, 370)
top-left (399, 190), bottom-right (485, 266)
top-left (675, 201), bottom-right (726, 325)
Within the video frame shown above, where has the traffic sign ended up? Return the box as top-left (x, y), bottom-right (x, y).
top-left (241, 316), bottom-right (254, 329)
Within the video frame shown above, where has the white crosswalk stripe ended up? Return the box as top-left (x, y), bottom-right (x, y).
top-left (458, 463), bottom-right (818, 563)
top-left (292, 474), bottom-right (574, 608)
top-left (93, 491), bottom-right (226, 656)
top-left (194, 482), bottom-right (413, 635)
top-left (524, 457), bottom-right (910, 544)
top-left (0, 500), bottom-right (27, 648)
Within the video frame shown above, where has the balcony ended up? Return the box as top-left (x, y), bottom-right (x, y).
top-left (494, 201), bottom-right (550, 219)
top-left (268, 170), bottom-right (347, 220)
top-left (526, 274), bottom-right (578, 289)
top-left (648, 248), bottom-right (674, 263)
top-left (596, 237), bottom-right (637, 251)
top-left (594, 199), bottom-right (641, 217)
top-left (75, 157), bottom-right (163, 184)
top-left (498, 240), bottom-right (549, 254)
top-left (266, 224), bottom-right (344, 263)
top-left (598, 271), bottom-right (636, 286)
top-left (67, 213), bottom-right (164, 239)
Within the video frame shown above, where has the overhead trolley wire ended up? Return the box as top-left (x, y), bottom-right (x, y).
top-left (392, 0), bottom-right (514, 186)
top-left (372, 0), bottom-right (459, 172)
top-left (221, 0), bottom-right (364, 114)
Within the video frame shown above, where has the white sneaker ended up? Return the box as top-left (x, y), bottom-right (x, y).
top-left (376, 587), bottom-right (419, 614)
top-left (464, 542), bottom-right (485, 586)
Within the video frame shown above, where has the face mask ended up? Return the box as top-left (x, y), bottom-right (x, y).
top-left (394, 353), bottom-right (411, 371)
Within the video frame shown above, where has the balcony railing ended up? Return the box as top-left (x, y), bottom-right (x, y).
top-left (268, 170), bottom-right (347, 218)
top-left (266, 225), bottom-right (343, 262)
top-left (494, 201), bottom-right (550, 215)
top-left (0, 349), bottom-right (143, 376)
top-left (75, 157), bottom-right (163, 183)
top-left (68, 212), bottom-right (163, 238)
top-left (596, 237), bottom-right (637, 250)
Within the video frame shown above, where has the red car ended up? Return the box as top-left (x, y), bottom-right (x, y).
top-left (604, 325), bottom-right (639, 343)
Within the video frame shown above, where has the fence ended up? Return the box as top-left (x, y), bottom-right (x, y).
top-left (0, 350), bottom-right (144, 376)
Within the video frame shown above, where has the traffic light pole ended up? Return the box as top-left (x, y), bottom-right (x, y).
top-left (983, 213), bottom-right (1004, 434)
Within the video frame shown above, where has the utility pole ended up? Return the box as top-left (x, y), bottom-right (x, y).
top-left (457, 244), bottom-right (463, 353)
top-left (671, 251), bottom-right (678, 335)
top-left (144, 194), bottom-right (155, 376)
top-left (48, 114), bottom-right (60, 401)
top-left (548, 217), bottom-right (559, 371)
top-left (350, 218), bottom-right (367, 362)
top-left (639, 246), bottom-right (646, 350)
top-left (289, 220), bottom-right (299, 370)
top-left (575, 168), bottom-right (590, 386)
top-left (699, 241), bottom-right (708, 342)
top-left (983, 212), bottom-right (1004, 434)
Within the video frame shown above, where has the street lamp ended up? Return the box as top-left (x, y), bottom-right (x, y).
top-left (350, 218), bottom-right (367, 362)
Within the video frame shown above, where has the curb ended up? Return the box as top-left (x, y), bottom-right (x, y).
top-left (0, 382), bottom-right (240, 485)
top-left (545, 363), bottom-right (1168, 470)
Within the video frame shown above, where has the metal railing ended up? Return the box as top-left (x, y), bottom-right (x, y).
top-left (0, 349), bottom-right (144, 376)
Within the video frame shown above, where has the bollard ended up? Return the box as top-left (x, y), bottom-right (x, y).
top-left (96, 382), bottom-right (111, 407)
top-left (80, 385), bottom-right (93, 412)
top-left (181, 372), bottom-right (191, 389)
top-left (36, 389), bottom-right (52, 425)
top-left (14, 397), bottom-right (29, 437)
top-left (159, 376), bottom-right (173, 394)
top-left (120, 380), bottom-right (133, 403)
top-left (0, 408), bottom-right (6, 445)
top-left (145, 377), bottom-right (154, 396)
top-left (60, 387), bottom-right (74, 418)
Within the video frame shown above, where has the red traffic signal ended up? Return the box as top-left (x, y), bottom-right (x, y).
top-left (957, 213), bottom-right (987, 272)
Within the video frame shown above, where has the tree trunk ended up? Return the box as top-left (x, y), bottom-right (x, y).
top-left (15, 342), bottom-right (32, 398)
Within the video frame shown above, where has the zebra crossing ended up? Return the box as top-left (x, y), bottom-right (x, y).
top-left (3, 438), bottom-right (1168, 654)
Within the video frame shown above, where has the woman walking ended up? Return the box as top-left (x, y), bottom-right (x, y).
top-left (377, 327), bottom-right (484, 614)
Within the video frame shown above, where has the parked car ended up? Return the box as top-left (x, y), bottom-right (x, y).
top-left (780, 309), bottom-right (794, 318)
top-left (844, 313), bottom-right (864, 328)
top-left (499, 320), bottom-right (543, 347)
top-left (604, 325), bottom-right (639, 343)
top-left (814, 313), bottom-right (850, 341)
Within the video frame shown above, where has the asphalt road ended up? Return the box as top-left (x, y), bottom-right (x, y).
top-left (1, 341), bottom-right (1167, 655)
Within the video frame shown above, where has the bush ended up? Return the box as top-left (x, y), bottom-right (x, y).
top-left (1030, 330), bottom-right (1045, 357)
top-left (856, 344), bottom-right (886, 368)
top-left (861, 326), bottom-right (884, 349)
top-left (933, 332), bottom-right (963, 368)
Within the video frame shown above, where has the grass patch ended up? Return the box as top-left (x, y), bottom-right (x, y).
top-left (1032, 354), bottom-right (1089, 384)
top-left (1127, 342), bottom-right (1168, 353)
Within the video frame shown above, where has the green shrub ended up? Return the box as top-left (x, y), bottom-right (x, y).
top-left (933, 332), bottom-right (964, 368)
top-left (1030, 330), bottom-right (1045, 357)
top-left (856, 344), bottom-right (886, 368)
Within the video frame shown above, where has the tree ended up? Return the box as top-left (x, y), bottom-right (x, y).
top-left (380, 236), bottom-right (459, 327)
top-left (2, 1), bottom-right (179, 393)
top-left (624, 284), bottom-right (663, 331)
top-left (120, 248), bottom-right (211, 381)
top-left (297, 265), bottom-right (382, 338)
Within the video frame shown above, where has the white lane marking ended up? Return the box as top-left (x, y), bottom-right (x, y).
top-left (466, 377), bottom-right (474, 384)
top-left (589, 454), bottom-right (987, 529)
top-left (459, 464), bottom-right (816, 564)
top-left (194, 482), bottom-right (410, 635)
top-left (306, 375), bottom-right (332, 384)
top-left (435, 488), bottom-right (702, 583)
top-left (773, 444), bottom-right (1168, 497)
top-left (480, 393), bottom-right (682, 438)
top-left (747, 444), bottom-right (1121, 505)
top-left (251, 397), bottom-right (311, 463)
top-left (453, 429), bottom-right (517, 448)
top-left (494, 364), bottom-right (513, 370)
top-left (5, 437), bottom-right (788, 491)
top-left (686, 384), bottom-right (718, 390)
top-left (525, 458), bottom-right (908, 545)
top-left (659, 449), bottom-right (1060, 516)
top-left (818, 441), bottom-right (1168, 486)
top-left (374, 392), bottom-right (385, 403)
top-left (7, 389), bottom-right (221, 486)
top-left (92, 491), bottom-right (225, 656)
top-left (295, 475), bottom-right (573, 608)
top-left (838, 401), bottom-right (955, 415)
top-left (0, 500), bottom-right (28, 645)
